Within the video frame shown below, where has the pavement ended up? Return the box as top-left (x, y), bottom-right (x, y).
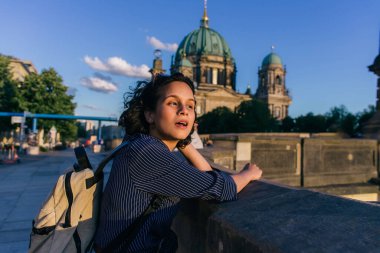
top-left (0, 148), bottom-right (111, 253)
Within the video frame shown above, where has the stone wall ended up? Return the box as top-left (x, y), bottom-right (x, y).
top-left (203, 133), bottom-right (379, 189)
top-left (303, 138), bottom-right (378, 186)
top-left (172, 180), bottom-right (380, 253)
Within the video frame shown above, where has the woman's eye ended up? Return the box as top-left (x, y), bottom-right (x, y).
top-left (169, 101), bottom-right (178, 106)
top-left (186, 105), bottom-right (194, 110)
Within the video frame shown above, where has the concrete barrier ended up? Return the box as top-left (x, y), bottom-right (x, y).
top-left (205, 134), bottom-right (379, 189)
top-left (303, 138), bottom-right (378, 187)
top-left (172, 180), bottom-right (380, 253)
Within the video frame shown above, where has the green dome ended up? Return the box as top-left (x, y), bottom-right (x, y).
top-left (179, 57), bottom-right (192, 67)
top-left (262, 52), bottom-right (283, 67)
top-left (175, 26), bottom-right (232, 60)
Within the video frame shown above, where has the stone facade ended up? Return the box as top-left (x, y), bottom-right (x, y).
top-left (8, 57), bottom-right (38, 82)
top-left (194, 85), bottom-right (251, 116)
top-left (254, 51), bottom-right (292, 120)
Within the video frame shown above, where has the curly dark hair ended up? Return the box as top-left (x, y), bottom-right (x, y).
top-left (119, 73), bottom-right (196, 148)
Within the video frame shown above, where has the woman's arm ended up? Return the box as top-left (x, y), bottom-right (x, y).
top-left (178, 144), bottom-right (212, 172)
top-left (231, 163), bottom-right (262, 193)
top-left (179, 145), bottom-right (263, 192)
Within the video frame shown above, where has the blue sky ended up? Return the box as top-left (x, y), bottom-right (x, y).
top-left (1, 0), bottom-right (379, 122)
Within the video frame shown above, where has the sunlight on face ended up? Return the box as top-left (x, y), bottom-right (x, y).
top-left (146, 81), bottom-right (196, 150)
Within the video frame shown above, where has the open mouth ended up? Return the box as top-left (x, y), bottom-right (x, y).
top-left (175, 121), bottom-right (188, 127)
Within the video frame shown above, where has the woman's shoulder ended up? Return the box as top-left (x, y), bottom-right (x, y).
top-left (128, 133), bottom-right (169, 154)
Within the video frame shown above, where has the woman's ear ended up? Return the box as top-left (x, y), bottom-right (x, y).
top-left (144, 110), bottom-right (154, 124)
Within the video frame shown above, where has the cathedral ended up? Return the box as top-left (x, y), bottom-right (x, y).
top-left (150, 5), bottom-right (292, 119)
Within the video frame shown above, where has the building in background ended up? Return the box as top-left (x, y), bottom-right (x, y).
top-left (7, 57), bottom-right (38, 82)
top-left (254, 48), bottom-right (292, 120)
top-left (150, 49), bottom-right (166, 76)
top-left (170, 6), bottom-right (251, 116)
top-left (164, 4), bottom-right (291, 118)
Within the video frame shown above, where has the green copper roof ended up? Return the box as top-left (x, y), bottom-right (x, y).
top-left (175, 26), bottom-right (232, 60)
top-left (179, 57), bottom-right (192, 67)
top-left (262, 52), bottom-right (283, 67)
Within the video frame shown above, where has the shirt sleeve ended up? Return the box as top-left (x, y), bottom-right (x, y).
top-left (128, 138), bottom-right (237, 202)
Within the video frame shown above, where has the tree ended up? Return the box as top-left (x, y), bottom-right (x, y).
top-left (340, 113), bottom-right (357, 137)
top-left (236, 99), bottom-right (279, 132)
top-left (294, 113), bottom-right (327, 133)
top-left (198, 106), bottom-right (239, 134)
top-left (19, 68), bottom-right (77, 140)
top-left (281, 116), bottom-right (296, 132)
top-left (325, 105), bottom-right (349, 132)
top-left (0, 55), bottom-right (77, 141)
top-left (356, 105), bottom-right (376, 136)
top-left (0, 56), bottom-right (22, 130)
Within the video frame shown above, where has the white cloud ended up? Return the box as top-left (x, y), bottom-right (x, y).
top-left (146, 36), bottom-right (178, 52)
top-left (80, 75), bottom-right (118, 93)
top-left (84, 56), bottom-right (151, 78)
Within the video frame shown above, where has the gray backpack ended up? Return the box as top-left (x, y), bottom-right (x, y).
top-left (29, 142), bottom-right (163, 253)
top-left (28, 143), bottom-right (127, 253)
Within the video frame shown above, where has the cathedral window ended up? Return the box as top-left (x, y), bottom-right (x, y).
top-left (218, 70), bottom-right (224, 85)
top-left (276, 76), bottom-right (282, 85)
top-left (206, 68), bottom-right (212, 83)
top-left (212, 68), bottom-right (218, 84)
top-left (196, 105), bottom-right (202, 115)
top-left (274, 107), bottom-right (281, 118)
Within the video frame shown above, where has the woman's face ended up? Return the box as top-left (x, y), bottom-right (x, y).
top-left (145, 81), bottom-right (195, 150)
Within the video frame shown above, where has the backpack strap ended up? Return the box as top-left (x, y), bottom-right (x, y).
top-left (82, 141), bottom-right (130, 189)
top-left (73, 146), bottom-right (93, 172)
top-left (101, 195), bottom-right (165, 252)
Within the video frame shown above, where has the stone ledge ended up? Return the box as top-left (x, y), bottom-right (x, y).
top-left (173, 179), bottom-right (380, 253)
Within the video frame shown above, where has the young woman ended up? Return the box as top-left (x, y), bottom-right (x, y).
top-left (94, 73), bottom-right (262, 252)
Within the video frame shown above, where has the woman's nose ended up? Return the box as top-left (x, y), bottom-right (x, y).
top-left (178, 105), bottom-right (189, 115)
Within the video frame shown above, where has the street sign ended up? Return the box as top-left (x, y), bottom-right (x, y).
top-left (11, 116), bottom-right (23, 124)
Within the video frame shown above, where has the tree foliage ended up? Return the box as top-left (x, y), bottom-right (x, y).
top-left (236, 100), bottom-right (279, 132)
top-left (294, 113), bottom-right (327, 133)
top-left (356, 105), bottom-right (376, 135)
top-left (0, 55), bottom-right (77, 141)
top-left (0, 56), bottom-right (20, 130)
top-left (198, 100), bottom-right (278, 134)
top-left (198, 107), bottom-right (238, 133)
top-left (198, 101), bottom-right (375, 137)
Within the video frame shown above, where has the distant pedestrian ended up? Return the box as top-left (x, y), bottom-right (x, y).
top-left (94, 73), bottom-right (262, 252)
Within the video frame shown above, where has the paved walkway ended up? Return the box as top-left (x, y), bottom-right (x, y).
top-left (0, 148), bottom-right (110, 253)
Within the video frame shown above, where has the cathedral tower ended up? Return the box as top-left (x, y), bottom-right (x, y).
top-left (254, 47), bottom-right (292, 120)
top-left (150, 49), bottom-right (165, 76)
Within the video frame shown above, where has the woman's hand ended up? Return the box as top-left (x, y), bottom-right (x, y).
top-left (231, 163), bottom-right (262, 193)
top-left (242, 163), bottom-right (262, 181)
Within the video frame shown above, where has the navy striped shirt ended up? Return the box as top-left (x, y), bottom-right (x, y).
top-left (94, 133), bottom-right (237, 252)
